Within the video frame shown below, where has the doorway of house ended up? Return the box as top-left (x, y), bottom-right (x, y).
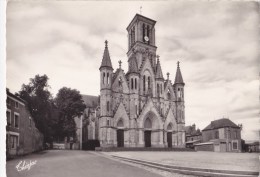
top-left (117, 129), bottom-right (124, 147)
top-left (144, 131), bottom-right (151, 147)
top-left (167, 132), bottom-right (172, 148)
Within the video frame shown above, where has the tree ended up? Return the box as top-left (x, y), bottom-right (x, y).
top-left (18, 74), bottom-right (53, 143)
top-left (55, 87), bottom-right (86, 140)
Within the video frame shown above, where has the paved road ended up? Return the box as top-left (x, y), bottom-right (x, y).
top-left (6, 150), bottom-right (165, 177)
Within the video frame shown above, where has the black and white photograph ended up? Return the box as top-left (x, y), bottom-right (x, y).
top-left (1, 0), bottom-right (260, 177)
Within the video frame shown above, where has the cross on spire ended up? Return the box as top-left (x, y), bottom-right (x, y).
top-left (105, 40), bottom-right (108, 48)
top-left (140, 6), bottom-right (142, 14)
top-left (119, 60), bottom-right (122, 69)
top-left (156, 55), bottom-right (160, 61)
top-left (177, 61), bottom-right (180, 68)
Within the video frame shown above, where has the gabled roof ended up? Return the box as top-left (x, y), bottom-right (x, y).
top-left (99, 40), bottom-right (113, 70)
top-left (81, 94), bottom-right (99, 108)
top-left (155, 59), bottom-right (164, 79)
top-left (202, 118), bottom-right (240, 131)
top-left (174, 61), bottom-right (184, 85)
top-left (128, 56), bottom-right (138, 73)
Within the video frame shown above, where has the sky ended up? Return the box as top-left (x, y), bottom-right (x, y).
top-left (6, 1), bottom-right (260, 141)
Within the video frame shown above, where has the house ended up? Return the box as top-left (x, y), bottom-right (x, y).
top-left (185, 124), bottom-right (202, 149)
top-left (6, 89), bottom-right (43, 158)
top-left (194, 118), bottom-right (242, 152)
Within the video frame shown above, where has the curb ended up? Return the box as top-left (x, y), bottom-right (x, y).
top-left (111, 155), bottom-right (259, 177)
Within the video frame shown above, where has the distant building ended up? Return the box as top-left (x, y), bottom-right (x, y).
top-left (195, 118), bottom-right (242, 152)
top-left (185, 124), bottom-right (202, 149)
top-left (244, 141), bottom-right (260, 153)
top-left (67, 95), bottom-right (99, 150)
top-left (6, 89), bottom-right (43, 158)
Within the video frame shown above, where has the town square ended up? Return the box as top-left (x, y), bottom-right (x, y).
top-left (2, 1), bottom-right (260, 177)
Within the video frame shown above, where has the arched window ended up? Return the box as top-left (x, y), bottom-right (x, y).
top-left (167, 123), bottom-right (173, 131)
top-left (167, 88), bottom-right (171, 100)
top-left (103, 73), bottom-right (105, 85)
top-left (118, 77), bottom-right (122, 87)
top-left (107, 101), bottom-right (109, 112)
top-left (178, 88), bottom-right (181, 98)
top-left (148, 76), bottom-right (150, 89)
top-left (157, 84), bottom-right (160, 97)
top-left (117, 119), bottom-right (124, 127)
top-left (144, 118), bottom-right (152, 129)
top-left (107, 73), bottom-right (109, 85)
top-left (147, 25), bottom-right (150, 44)
top-left (160, 84), bottom-right (163, 94)
top-left (135, 78), bottom-right (137, 90)
top-left (133, 27), bottom-right (135, 43)
top-left (143, 76), bottom-right (146, 92)
top-left (143, 23), bottom-right (145, 42)
top-left (131, 78), bottom-right (134, 90)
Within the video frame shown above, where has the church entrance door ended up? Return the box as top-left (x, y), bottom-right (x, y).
top-left (144, 131), bottom-right (151, 147)
top-left (167, 132), bottom-right (172, 148)
top-left (117, 129), bottom-right (124, 147)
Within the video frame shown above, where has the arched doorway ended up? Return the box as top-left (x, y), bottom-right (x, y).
top-left (167, 123), bottom-right (173, 148)
top-left (144, 118), bottom-right (152, 147)
top-left (117, 119), bottom-right (124, 147)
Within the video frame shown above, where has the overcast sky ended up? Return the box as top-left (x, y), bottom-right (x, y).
top-left (6, 1), bottom-right (259, 141)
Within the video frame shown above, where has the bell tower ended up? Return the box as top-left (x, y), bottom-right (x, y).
top-left (126, 14), bottom-right (157, 70)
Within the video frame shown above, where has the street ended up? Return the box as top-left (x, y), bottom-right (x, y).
top-left (6, 150), bottom-right (166, 177)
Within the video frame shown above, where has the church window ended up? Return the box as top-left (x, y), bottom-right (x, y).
top-left (147, 25), bottom-right (150, 44)
top-left (148, 76), bottom-right (151, 89)
top-left (160, 84), bottom-right (163, 94)
top-left (157, 84), bottom-right (160, 97)
top-left (143, 76), bottom-right (146, 92)
top-left (107, 73), bottom-right (109, 85)
top-left (118, 77), bottom-right (122, 87)
top-left (107, 120), bottom-right (110, 126)
top-left (131, 78), bottom-right (134, 90)
top-left (133, 27), bottom-right (135, 43)
top-left (143, 24), bottom-right (145, 42)
top-left (177, 88), bottom-right (181, 98)
top-left (167, 88), bottom-right (171, 100)
top-left (135, 78), bottom-right (137, 90)
top-left (181, 88), bottom-right (184, 98)
top-left (103, 73), bottom-right (105, 85)
top-left (107, 101), bottom-right (110, 112)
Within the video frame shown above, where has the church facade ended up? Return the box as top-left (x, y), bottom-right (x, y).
top-left (99, 14), bottom-right (186, 148)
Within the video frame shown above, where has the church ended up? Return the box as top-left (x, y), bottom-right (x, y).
top-left (98, 14), bottom-right (186, 148)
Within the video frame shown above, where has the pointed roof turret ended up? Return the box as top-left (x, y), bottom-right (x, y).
top-left (99, 40), bottom-right (113, 70)
top-left (155, 55), bottom-right (164, 80)
top-left (174, 61), bottom-right (184, 85)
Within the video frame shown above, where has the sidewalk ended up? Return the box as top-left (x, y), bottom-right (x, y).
top-left (105, 151), bottom-right (259, 172)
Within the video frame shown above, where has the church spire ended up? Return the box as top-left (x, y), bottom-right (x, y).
top-left (174, 61), bottom-right (184, 85)
top-left (99, 40), bottom-right (113, 70)
top-left (155, 55), bottom-right (164, 79)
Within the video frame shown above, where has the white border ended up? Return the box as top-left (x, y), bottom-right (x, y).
top-left (0, 0), bottom-right (6, 177)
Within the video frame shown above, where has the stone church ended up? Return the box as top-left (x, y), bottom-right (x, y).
top-left (98, 14), bottom-right (186, 148)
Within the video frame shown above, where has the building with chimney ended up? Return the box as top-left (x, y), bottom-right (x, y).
top-left (98, 14), bottom-right (186, 148)
top-left (194, 118), bottom-right (242, 152)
